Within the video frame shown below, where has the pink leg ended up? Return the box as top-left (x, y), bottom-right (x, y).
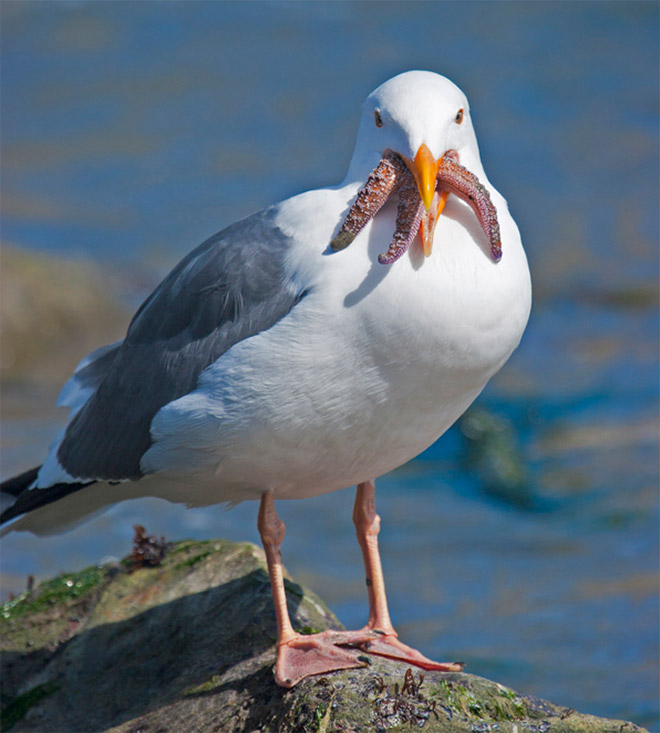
top-left (258, 491), bottom-right (371, 687)
top-left (352, 480), bottom-right (463, 672)
top-left (352, 480), bottom-right (396, 634)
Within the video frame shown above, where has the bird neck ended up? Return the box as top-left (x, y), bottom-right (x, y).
top-left (342, 149), bottom-right (385, 187)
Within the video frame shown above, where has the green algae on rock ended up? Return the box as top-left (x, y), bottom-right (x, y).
top-left (0, 538), bottom-right (648, 732)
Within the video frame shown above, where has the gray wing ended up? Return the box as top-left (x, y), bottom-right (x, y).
top-left (57, 340), bottom-right (124, 416)
top-left (56, 207), bottom-right (308, 481)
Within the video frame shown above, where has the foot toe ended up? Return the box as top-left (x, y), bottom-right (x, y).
top-left (275, 635), bottom-right (368, 688)
top-left (359, 635), bottom-right (463, 672)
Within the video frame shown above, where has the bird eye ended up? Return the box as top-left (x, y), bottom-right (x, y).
top-left (374, 109), bottom-right (384, 128)
top-left (455, 108), bottom-right (464, 124)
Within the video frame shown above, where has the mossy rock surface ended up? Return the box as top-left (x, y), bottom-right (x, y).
top-left (0, 539), bottom-right (647, 732)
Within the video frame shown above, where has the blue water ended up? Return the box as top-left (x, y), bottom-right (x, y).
top-left (1, 2), bottom-right (658, 729)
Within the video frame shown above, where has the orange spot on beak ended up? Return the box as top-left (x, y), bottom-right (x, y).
top-left (419, 190), bottom-right (449, 257)
top-left (436, 189), bottom-right (449, 218)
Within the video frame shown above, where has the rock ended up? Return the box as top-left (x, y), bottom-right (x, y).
top-left (0, 244), bottom-right (131, 387)
top-left (0, 538), bottom-right (647, 732)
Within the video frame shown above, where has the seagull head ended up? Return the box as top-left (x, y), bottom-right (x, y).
top-left (348, 70), bottom-right (485, 211)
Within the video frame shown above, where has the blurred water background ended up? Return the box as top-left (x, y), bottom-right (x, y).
top-left (1, 1), bottom-right (658, 729)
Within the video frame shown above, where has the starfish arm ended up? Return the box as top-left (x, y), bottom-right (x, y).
top-left (377, 182), bottom-right (424, 264)
top-left (331, 150), bottom-right (405, 251)
top-left (436, 157), bottom-right (502, 261)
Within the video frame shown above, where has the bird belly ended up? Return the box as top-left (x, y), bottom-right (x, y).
top-left (142, 225), bottom-right (530, 504)
top-left (143, 345), bottom-right (484, 504)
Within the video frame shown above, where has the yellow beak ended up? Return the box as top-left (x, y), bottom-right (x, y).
top-left (404, 143), bottom-right (450, 257)
top-left (412, 143), bottom-right (440, 211)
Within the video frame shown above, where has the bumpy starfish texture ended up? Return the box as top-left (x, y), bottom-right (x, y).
top-left (436, 154), bottom-right (502, 262)
top-left (330, 150), bottom-right (405, 253)
top-left (377, 162), bottom-right (423, 265)
top-left (331, 149), bottom-right (502, 264)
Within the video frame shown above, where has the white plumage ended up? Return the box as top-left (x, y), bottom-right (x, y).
top-left (19, 71), bottom-right (529, 522)
top-left (2, 71), bottom-right (530, 687)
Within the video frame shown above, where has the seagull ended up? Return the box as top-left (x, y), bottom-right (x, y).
top-left (1, 71), bottom-right (531, 687)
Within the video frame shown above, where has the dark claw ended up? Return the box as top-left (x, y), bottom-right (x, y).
top-left (330, 230), bottom-right (356, 251)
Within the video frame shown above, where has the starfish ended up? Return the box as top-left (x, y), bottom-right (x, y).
top-left (331, 148), bottom-right (502, 264)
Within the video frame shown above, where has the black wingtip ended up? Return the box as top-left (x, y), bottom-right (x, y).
top-left (1, 466), bottom-right (41, 497)
top-left (1, 467), bottom-right (94, 525)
